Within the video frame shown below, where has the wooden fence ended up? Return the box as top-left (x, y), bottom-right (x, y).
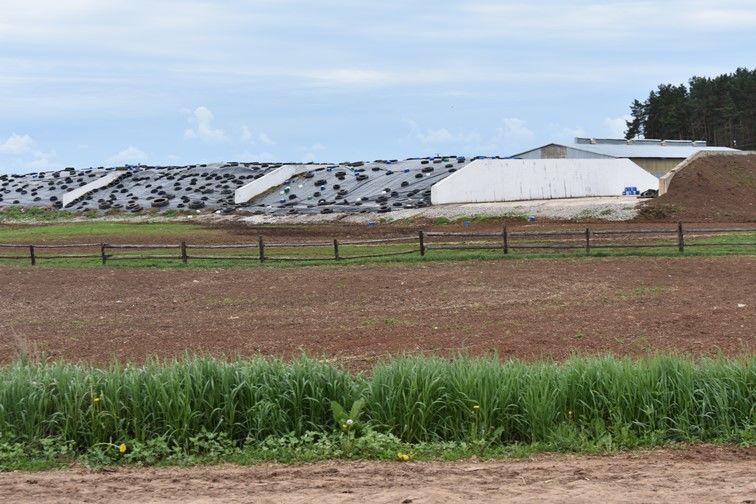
top-left (0, 223), bottom-right (754, 265)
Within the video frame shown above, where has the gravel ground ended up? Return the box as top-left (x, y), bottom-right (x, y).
top-left (204, 196), bottom-right (643, 225)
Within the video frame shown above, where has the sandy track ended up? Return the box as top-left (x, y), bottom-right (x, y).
top-left (1, 256), bottom-right (754, 366)
top-left (0, 446), bottom-right (753, 503)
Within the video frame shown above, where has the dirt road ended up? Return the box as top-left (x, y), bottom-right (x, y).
top-left (0, 446), bottom-right (753, 503)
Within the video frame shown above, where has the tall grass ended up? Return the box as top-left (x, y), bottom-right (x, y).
top-left (0, 356), bottom-right (360, 449)
top-left (367, 355), bottom-right (755, 444)
top-left (0, 355), bottom-right (752, 452)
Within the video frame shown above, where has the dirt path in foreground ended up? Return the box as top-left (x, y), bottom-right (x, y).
top-left (1, 446), bottom-right (753, 504)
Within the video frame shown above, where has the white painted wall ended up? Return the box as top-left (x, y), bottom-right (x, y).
top-left (234, 165), bottom-right (320, 204)
top-left (431, 159), bottom-right (659, 204)
top-left (62, 171), bottom-right (126, 208)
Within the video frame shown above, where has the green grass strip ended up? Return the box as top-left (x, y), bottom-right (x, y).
top-left (0, 354), bottom-right (753, 469)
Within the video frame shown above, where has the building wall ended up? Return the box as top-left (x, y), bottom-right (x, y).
top-left (629, 158), bottom-right (682, 177)
top-left (516, 145), bottom-right (613, 160)
top-left (515, 146), bottom-right (682, 177)
top-left (431, 159), bottom-right (659, 204)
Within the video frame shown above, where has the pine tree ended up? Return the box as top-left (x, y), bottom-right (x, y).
top-left (624, 68), bottom-right (755, 148)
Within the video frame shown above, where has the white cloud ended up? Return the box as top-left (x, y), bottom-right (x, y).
top-left (418, 128), bottom-right (481, 145)
top-left (300, 142), bottom-right (326, 162)
top-left (556, 126), bottom-right (587, 143)
top-left (500, 117), bottom-right (534, 139)
top-left (685, 8), bottom-right (756, 29)
top-left (604, 115), bottom-right (632, 138)
top-left (417, 128), bottom-right (454, 144)
top-left (236, 150), bottom-right (276, 162)
top-left (0, 133), bottom-right (60, 173)
top-left (305, 68), bottom-right (393, 87)
top-left (258, 132), bottom-right (274, 145)
top-left (24, 150), bottom-right (58, 171)
top-left (184, 106), bottom-right (226, 142)
top-left (241, 126), bottom-right (274, 146)
top-left (406, 119), bottom-right (481, 146)
top-left (562, 126), bottom-right (586, 137)
top-left (479, 117), bottom-right (536, 153)
top-left (0, 133), bottom-right (34, 155)
top-left (105, 145), bottom-right (148, 165)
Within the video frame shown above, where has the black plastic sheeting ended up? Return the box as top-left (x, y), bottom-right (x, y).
top-left (243, 156), bottom-right (480, 215)
top-left (63, 162), bottom-right (279, 212)
top-left (1, 156), bottom-right (500, 214)
top-left (0, 168), bottom-right (108, 207)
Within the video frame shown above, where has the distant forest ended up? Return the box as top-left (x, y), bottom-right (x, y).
top-left (625, 68), bottom-right (756, 149)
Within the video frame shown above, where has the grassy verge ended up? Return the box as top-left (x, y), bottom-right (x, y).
top-left (0, 221), bottom-right (753, 268)
top-left (0, 207), bottom-right (79, 222)
top-left (0, 221), bottom-right (204, 240)
top-left (0, 235), bottom-right (753, 268)
top-left (0, 355), bottom-right (753, 470)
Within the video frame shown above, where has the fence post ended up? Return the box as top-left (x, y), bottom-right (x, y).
top-left (180, 241), bottom-right (188, 264)
top-left (677, 222), bottom-right (684, 253)
top-left (419, 231), bottom-right (425, 256)
top-left (258, 236), bottom-right (265, 262)
top-left (333, 239), bottom-right (340, 260)
top-left (585, 228), bottom-right (591, 255)
top-left (29, 245), bottom-right (35, 266)
top-left (100, 243), bottom-right (107, 265)
top-left (503, 225), bottom-right (509, 254)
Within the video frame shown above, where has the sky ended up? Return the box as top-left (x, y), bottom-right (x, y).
top-left (1, 1), bottom-right (754, 174)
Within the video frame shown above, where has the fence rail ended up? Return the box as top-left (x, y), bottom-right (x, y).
top-left (0, 223), bottom-right (754, 265)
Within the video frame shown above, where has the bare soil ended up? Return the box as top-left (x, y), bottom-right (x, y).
top-left (1, 445), bottom-right (753, 503)
top-left (1, 256), bottom-right (753, 367)
top-left (641, 153), bottom-right (756, 222)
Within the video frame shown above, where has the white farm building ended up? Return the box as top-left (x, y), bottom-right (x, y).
top-left (512, 138), bottom-right (737, 177)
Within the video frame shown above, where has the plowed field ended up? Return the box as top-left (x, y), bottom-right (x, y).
top-left (1, 256), bottom-right (753, 367)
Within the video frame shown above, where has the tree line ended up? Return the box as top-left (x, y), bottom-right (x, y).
top-left (625, 67), bottom-right (756, 149)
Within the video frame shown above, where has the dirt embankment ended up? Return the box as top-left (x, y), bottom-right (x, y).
top-left (640, 153), bottom-right (756, 222)
top-left (0, 445), bottom-right (753, 504)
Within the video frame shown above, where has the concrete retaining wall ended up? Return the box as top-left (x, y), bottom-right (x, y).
top-left (62, 171), bottom-right (127, 208)
top-left (234, 165), bottom-right (320, 204)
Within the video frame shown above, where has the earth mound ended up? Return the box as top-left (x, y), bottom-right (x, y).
top-left (640, 152), bottom-right (756, 222)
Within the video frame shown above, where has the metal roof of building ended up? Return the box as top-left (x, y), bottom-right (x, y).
top-left (513, 138), bottom-right (737, 159)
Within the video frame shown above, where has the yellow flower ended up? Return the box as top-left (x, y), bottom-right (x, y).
top-left (397, 452), bottom-right (411, 462)
top-left (473, 405), bottom-right (480, 411)
top-left (118, 443), bottom-right (127, 454)
top-left (93, 397), bottom-right (101, 404)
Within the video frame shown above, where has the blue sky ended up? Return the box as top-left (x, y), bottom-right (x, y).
top-left (1, 1), bottom-right (754, 173)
